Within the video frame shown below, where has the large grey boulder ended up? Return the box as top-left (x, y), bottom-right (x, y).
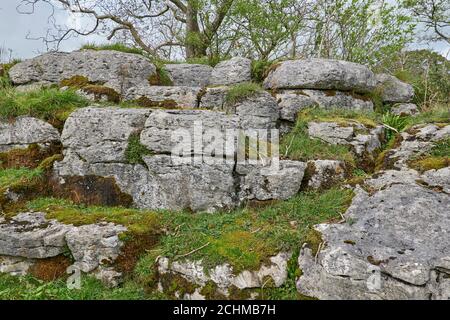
top-left (124, 85), bottom-right (202, 108)
top-left (237, 161), bottom-right (307, 201)
top-left (165, 64), bottom-right (213, 87)
top-left (297, 183), bottom-right (450, 300)
top-left (209, 57), bottom-right (252, 86)
top-left (0, 212), bottom-right (70, 259)
top-left (61, 107), bottom-right (151, 163)
top-left (0, 117), bottom-right (60, 152)
top-left (391, 103), bottom-right (419, 116)
top-left (276, 90), bottom-right (374, 122)
top-left (376, 74), bottom-right (414, 103)
top-left (8, 50), bottom-right (157, 95)
top-left (264, 59), bottom-right (377, 93)
top-left (65, 222), bottom-right (127, 273)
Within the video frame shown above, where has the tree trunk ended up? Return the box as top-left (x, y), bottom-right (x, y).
top-left (185, 2), bottom-right (207, 58)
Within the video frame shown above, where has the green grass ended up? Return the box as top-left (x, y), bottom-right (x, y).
top-left (25, 197), bottom-right (160, 235)
top-left (146, 188), bottom-right (353, 274)
top-left (0, 274), bottom-right (147, 300)
top-left (406, 105), bottom-right (450, 127)
top-left (0, 167), bottom-right (43, 190)
top-left (225, 82), bottom-right (263, 105)
top-left (81, 43), bottom-right (145, 56)
top-left (382, 112), bottom-right (408, 141)
top-left (0, 87), bottom-right (89, 122)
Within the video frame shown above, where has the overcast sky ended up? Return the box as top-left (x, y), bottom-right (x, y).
top-left (1, 0), bottom-right (449, 62)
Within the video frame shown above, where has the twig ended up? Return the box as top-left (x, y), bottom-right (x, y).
top-left (314, 242), bottom-right (325, 264)
top-left (175, 242), bottom-right (210, 260)
top-left (382, 123), bottom-right (399, 133)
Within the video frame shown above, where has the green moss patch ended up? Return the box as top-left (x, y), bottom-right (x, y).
top-left (125, 133), bottom-right (153, 165)
top-left (0, 144), bottom-right (62, 170)
top-left (408, 138), bottom-right (450, 172)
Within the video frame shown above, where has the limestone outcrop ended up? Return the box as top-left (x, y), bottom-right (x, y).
top-left (375, 73), bottom-right (415, 103)
top-left (0, 117), bottom-right (60, 152)
top-left (296, 124), bottom-right (450, 300)
top-left (8, 50), bottom-right (157, 95)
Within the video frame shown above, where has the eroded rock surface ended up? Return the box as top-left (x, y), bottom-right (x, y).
top-left (8, 50), bottom-right (157, 95)
top-left (277, 90), bottom-right (374, 122)
top-left (264, 59), bottom-right (377, 93)
top-left (0, 117), bottom-right (60, 152)
top-left (391, 103), bottom-right (419, 117)
top-left (376, 73), bottom-right (414, 103)
top-left (165, 64), bottom-right (212, 87)
top-left (125, 85), bottom-right (202, 108)
top-left (209, 57), bottom-right (252, 86)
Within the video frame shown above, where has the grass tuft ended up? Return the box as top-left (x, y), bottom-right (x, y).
top-left (225, 82), bottom-right (263, 105)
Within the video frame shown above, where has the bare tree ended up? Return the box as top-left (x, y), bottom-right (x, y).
top-left (18, 0), bottom-right (235, 59)
top-left (403, 0), bottom-right (450, 44)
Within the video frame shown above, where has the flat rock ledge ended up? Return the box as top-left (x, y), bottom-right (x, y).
top-left (157, 252), bottom-right (290, 300)
top-left (0, 212), bottom-right (126, 287)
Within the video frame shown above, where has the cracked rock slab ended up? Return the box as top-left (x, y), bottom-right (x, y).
top-left (0, 117), bottom-right (60, 152)
top-left (209, 57), bottom-right (252, 86)
top-left (125, 85), bottom-right (202, 108)
top-left (297, 183), bottom-right (450, 300)
top-left (8, 50), bottom-right (157, 95)
top-left (264, 58), bottom-right (377, 93)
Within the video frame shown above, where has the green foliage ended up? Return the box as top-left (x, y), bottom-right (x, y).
top-left (225, 82), bottom-right (263, 105)
top-left (251, 60), bottom-right (274, 83)
top-left (408, 138), bottom-right (450, 172)
top-left (0, 87), bottom-right (89, 121)
top-left (379, 50), bottom-right (450, 108)
top-left (81, 43), bottom-right (145, 55)
top-left (125, 133), bottom-right (153, 165)
top-left (382, 112), bottom-right (408, 141)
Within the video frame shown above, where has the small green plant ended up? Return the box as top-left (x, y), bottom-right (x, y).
top-left (251, 60), bottom-right (273, 83)
top-left (0, 87), bottom-right (89, 121)
top-left (382, 112), bottom-right (408, 141)
top-left (125, 133), bottom-right (153, 165)
top-left (225, 82), bottom-right (263, 105)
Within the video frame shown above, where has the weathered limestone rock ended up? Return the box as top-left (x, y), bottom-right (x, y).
top-left (65, 222), bottom-right (127, 273)
top-left (165, 64), bottom-right (213, 87)
top-left (143, 155), bottom-right (237, 212)
top-left (140, 109), bottom-right (238, 156)
top-left (276, 90), bottom-right (374, 122)
top-left (264, 59), bottom-right (377, 93)
top-left (297, 183), bottom-right (450, 300)
top-left (0, 117), bottom-right (60, 152)
top-left (0, 212), bottom-right (70, 259)
top-left (124, 85), bottom-right (202, 108)
top-left (421, 167), bottom-right (450, 193)
top-left (382, 124), bottom-right (450, 170)
top-left (390, 103), bottom-right (419, 116)
top-left (60, 107), bottom-right (151, 163)
top-left (227, 91), bottom-right (279, 129)
top-left (308, 121), bottom-right (384, 156)
top-left (199, 86), bottom-right (229, 110)
top-left (376, 73), bottom-right (414, 103)
top-left (0, 256), bottom-right (34, 276)
top-left (306, 160), bottom-right (347, 189)
top-left (158, 252), bottom-right (290, 296)
top-left (209, 57), bottom-right (252, 86)
top-left (8, 50), bottom-right (157, 95)
top-left (237, 161), bottom-right (306, 201)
